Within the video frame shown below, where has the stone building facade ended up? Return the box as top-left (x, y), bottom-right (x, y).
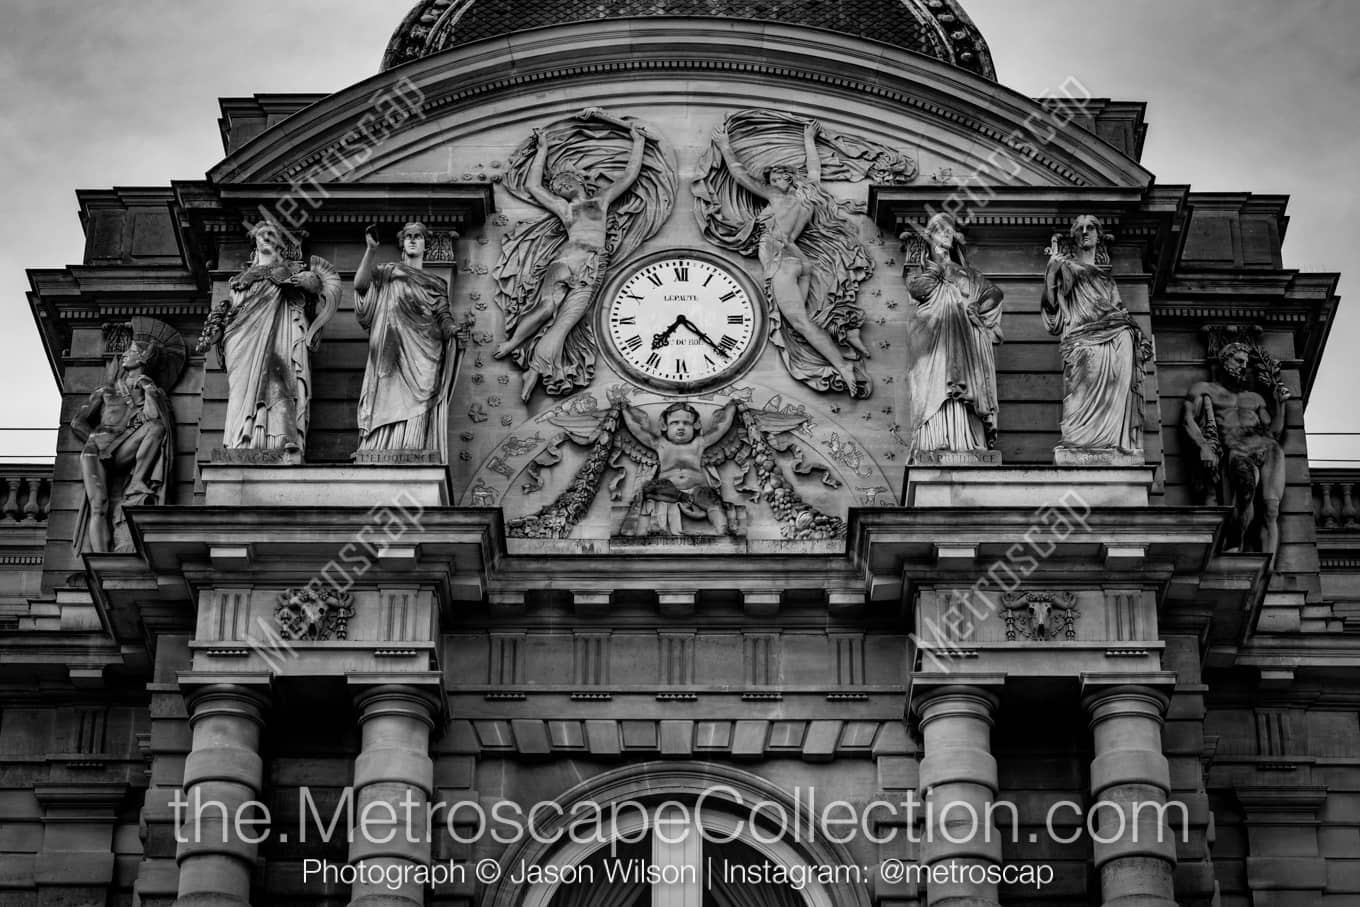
top-left (4, 2), bottom-right (1357, 906)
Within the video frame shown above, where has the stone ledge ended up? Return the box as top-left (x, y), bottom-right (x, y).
top-left (200, 464), bottom-right (452, 507)
top-left (904, 465), bottom-right (1158, 508)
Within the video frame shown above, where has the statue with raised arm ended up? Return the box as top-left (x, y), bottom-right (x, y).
top-left (693, 109), bottom-right (875, 398)
top-left (1183, 341), bottom-right (1291, 554)
top-left (1041, 215), bottom-right (1153, 460)
top-left (199, 221), bottom-right (341, 456)
top-left (619, 401), bottom-right (740, 536)
top-left (72, 318), bottom-right (185, 553)
top-left (353, 221), bottom-right (466, 458)
top-left (493, 108), bottom-right (677, 403)
top-left (905, 213), bottom-right (1004, 458)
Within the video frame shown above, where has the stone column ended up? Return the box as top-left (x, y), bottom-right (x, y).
top-left (914, 683), bottom-right (1002, 907)
top-left (174, 682), bottom-right (270, 907)
top-left (1082, 684), bottom-right (1177, 907)
top-left (348, 683), bottom-right (440, 907)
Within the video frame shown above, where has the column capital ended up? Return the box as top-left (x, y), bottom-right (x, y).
top-left (909, 674), bottom-right (1004, 722)
top-left (349, 678), bottom-right (442, 730)
top-left (178, 676), bottom-right (272, 728)
top-left (1080, 675), bottom-right (1173, 726)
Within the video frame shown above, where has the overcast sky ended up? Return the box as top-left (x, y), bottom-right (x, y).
top-left (1, 0), bottom-right (1356, 460)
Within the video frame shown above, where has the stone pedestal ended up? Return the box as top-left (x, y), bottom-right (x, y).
top-left (34, 782), bottom-right (128, 906)
top-left (348, 683), bottom-right (440, 907)
top-left (904, 465), bottom-right (1157, 508)
top-left (914, 682), bottom-right (1002, 907)
top-left (1053, 446), bottom-right (1145, 467)
top-left (174, 682), bottom-right (270, 907)
top-left (1082, 682), bottom-right (1177, 907)
top-left (910, 449), bottom-right (1003, 467)
top-left (200, 464), bottom-right (452, 507)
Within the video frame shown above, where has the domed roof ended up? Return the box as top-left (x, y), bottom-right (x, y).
top-left (381, 0), bottom-right (995, 79)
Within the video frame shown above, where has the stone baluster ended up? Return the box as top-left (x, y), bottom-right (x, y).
top-left (914, 682), bottom-right (1002, 907)
top-left (1082, 683), bottom-right (1177, 907)
top-left (1342, 482), bottom-right (1359, 529)
top-left (23, 477), bottom-right (42, 520)
top-left (174, 682), bottom-right (270, 907)
top-left (2, 478), bottom-right (19, 521)
top-left (348, 683), bottom-right (440, 907)
top-left (1318, 483), bottom-right (1338, 529)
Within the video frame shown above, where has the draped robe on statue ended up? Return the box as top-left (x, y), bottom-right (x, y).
top-left (222, 263), bottom-right (314, 451)
top-left (356, 263), bottom-right (456, 453)
top-left (1041, 256), bottom-right (1151, 453)
top-left (907, 260), bottom-right (1003, 452)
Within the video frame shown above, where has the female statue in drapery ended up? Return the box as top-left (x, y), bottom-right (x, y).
top-left (905, 213), bottom-right (1004, 456)
top-left (693, 109), bottom-right (875, 398)
top-left (353, 221), bottom-right (463, 457)
top-left (201, 222), bottom-right (340, 455)
top-left (1042, 215), bottom-right (1153, 458)
top-left (493, 107), bottom-right (677, 403)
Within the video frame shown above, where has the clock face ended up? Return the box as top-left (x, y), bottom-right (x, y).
top-left (600, 252), bottom-right (765, 394)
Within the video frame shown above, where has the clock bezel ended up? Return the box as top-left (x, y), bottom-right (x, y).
top-left (597, 248), bottom-right (767, 395)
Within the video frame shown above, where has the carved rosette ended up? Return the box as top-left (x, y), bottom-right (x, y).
top-left (275, 587), bottom-right (355, 641)
top-left (1001, 591), bottom-right (1078, 641)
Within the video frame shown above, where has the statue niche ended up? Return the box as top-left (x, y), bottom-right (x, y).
top-left (72, 317), bottom-right (186, 553)
top-left (353, 221), bottom-right (468, 462)
top-left (197, 221), bottom-right (341, 461)
top-left (903, 213), bottom-right (1004, 463)
top-left (492, 107), bottom-right (678, 403)
top-left (1041, 215), bottom-right (1153, 464)
top-left (1182, 329), bottom-right (1290, 555)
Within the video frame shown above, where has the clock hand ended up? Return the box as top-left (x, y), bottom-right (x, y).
top-left (651, 316), bottom-right (684, 350)
top-left (675, 315), bottom-right (730, 359)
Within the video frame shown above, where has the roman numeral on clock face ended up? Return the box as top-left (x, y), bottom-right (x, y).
top-left (720, 291), bottom-right (737, 302)
top-left (719, 335), bottom-right (738, 352)
top-left (624, 335), bottom-right (643, 351)
top-left (675, 359), bottom-right (688, 375)
top-left (615, 315), bottom-right (636, 326)
top-left (673, 266), bottom-right (689, 281)
top-left (727, 314), bottom-right (745, 324)
top-left (646, 352), bottom-right (662, 369)
top-left (645, 273), bottom-right (663, 287)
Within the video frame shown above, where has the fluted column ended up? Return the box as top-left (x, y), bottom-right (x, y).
top-left (1082, 684), bottom-right (1177, 907)
top-left (174, 682), bottom-right (270, 907)
top-left (914, 683), bottom-right (1002, 907)
top-left (348, 684), bottom-right (440, 907)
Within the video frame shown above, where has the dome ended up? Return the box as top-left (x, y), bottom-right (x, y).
top-left (380, 0), bottom-right (996, 79)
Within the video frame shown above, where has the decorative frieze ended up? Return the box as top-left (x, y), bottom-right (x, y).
top-left (274, 587), bottom-right (354, 641)
top-left (1001, 591), bottom-right (1079, 641)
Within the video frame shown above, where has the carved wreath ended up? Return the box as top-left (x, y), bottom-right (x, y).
top-left (274, 587), bottom-right (355, 641)
top-left (1000, 591), bottom-right (1078, 641)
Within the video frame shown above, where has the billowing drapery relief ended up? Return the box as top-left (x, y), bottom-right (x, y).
top-left (693, 109), bottom-right (885, 398)
top-left (505, 390), bottom-right (845, 541)
top-left (199, 222), bottom-right (341, 458)
top-left (354, 222), bottom-right (466, 460)
top-left (1041, 215), bottom-right (1153, 462)
top-left (904, 214), bottom-right (1003, 460)
top-left (493, 108), bottom-right (677, 402)
top-left (1183, 331), bottom-right (1290, 554)
top-left (72, 317), bottom-right (185, 553)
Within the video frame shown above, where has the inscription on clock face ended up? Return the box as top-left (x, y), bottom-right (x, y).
top-left (603, 254), bottom-right (763, 393)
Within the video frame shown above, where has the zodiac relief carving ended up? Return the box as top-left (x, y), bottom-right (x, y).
top-left (72, 318), bottom-right (186, 553)
top-left (1183, 327), bottom-right (1290, 555)
top-left (492, 108), bottom-right (677, 403)
top-left (1042, 215), bottom-right (1153, 463)
top-left (904, 214), bottom-right (1004, 460)
top-left (694, 109), bottom-right (901, 399)
top-left (506, 390), bottom-right (845, 541)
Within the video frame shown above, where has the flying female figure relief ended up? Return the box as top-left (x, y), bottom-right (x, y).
top-left (493, 108), bottom-right (677, 403)
top-left (694, 109), bottom-right (876, 398)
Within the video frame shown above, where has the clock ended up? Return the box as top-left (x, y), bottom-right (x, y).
top-left (598, 250), bottom-right (765, 394)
